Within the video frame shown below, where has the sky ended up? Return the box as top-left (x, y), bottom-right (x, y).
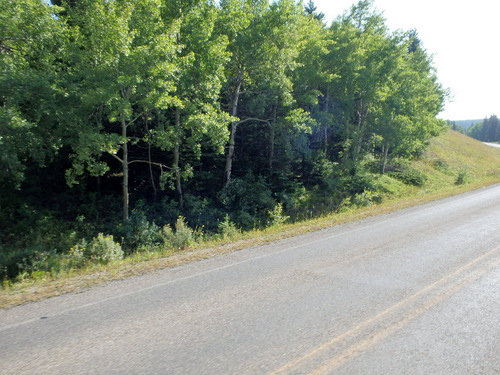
top-left (312, 0), bottom-right (500, 121)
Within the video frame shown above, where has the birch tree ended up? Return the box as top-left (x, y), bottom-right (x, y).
top-left (64, 0), bottom-right (182, 222)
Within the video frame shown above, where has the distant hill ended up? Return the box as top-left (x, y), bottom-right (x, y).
top-left (449, 119), bottom-right (483, 130)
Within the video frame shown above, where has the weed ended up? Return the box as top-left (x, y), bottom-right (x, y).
top-left (218, 215), bottom-right (239, 239)
top-left (267, 203), bottom-right (290, 227)
top-left (161, 216), bottom-right (195, 250)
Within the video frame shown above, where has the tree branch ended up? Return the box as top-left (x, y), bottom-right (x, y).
top-left (109, 153), bottom-right (123, 164)
top-left (127, 159), bottom-right (172, 170)
top-left (127, 111), bottom-right (148, 128)
top-left (236, 117), bottom-right (272, 126)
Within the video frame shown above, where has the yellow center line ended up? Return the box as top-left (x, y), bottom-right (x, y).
top-left (269, 245), bottom-right (500, 375)
top-left (309, 252), bottom-right (500, 375)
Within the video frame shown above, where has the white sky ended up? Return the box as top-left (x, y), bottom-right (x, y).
top-left (313, 0), bottom-right (500, 120)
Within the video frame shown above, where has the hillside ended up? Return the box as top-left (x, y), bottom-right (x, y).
top-left (418, 129), bottom-right (500, 187)
top-left (339, 129), bottom-right (500, 208)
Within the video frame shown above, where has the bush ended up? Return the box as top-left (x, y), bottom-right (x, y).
top-left (340, 173), bottom-right (376, 196)
top-left (385, 159), bottom-right (427, 187)
top-left (389, 168), bottom-right (427, 186)
top-left (9, 244), bottom-right (89, 281)
top-left (160, 216), bottom-right (195, 250)
top-left (1, 248), bottom-right (38, 280)
top-left (63, 241), bottom-right (89, 270)
top-left (217, 174), bottom-right (276, 230)
top-left (455, 169), bottom-right (470, 185)
top-left (86, 233), bottom-right (123, 264)
top-left (353, 190), bottom-right (382, 207)
top-left (433, 159), bottom-right (450, 172)
top-left (372, 174), bottom-right (406, 195)
top-left (117, 211), bottom-right (162, 253)
top-left (267, 203), bottom-right (290, 227)
top-left (218, 215), bottom-right (239, 239)
top-left (16, 249), bottom-right (61, 279)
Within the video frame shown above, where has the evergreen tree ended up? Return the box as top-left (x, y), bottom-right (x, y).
top-left (304, 0), bottom-right (325, 21)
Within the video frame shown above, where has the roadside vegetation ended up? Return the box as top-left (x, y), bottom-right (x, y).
top-left (2, 129), bottom-right (500, 308)
top-left (2, 0), bottom-right (500, 307)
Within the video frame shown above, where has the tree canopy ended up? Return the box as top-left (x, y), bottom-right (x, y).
top-left (0, 0), bottom-right (447, 280)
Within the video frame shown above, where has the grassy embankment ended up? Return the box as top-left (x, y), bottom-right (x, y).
top-left (2, 129), bottom-right (500, 308)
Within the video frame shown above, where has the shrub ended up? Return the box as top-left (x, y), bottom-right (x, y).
top-left (267, 203), bottom-right (290, 227)
top-left (433, 159), bottom-right (450, 172)
top-left (372, 174), bottom-right (406, 195)
top-left (217, 174), bottom-right (276, 230)
top-left (16, 249), bottom-right (61, 279)
top-left (353, 190), bottom-right (382, 207)
top-left (341, 173), bottom-right (376, 196)
top-left (118, 211), bottom-right (162, 252)
top-left (218, 215), bottom-right (239, 239)
top-left (389, 168), bottom-right (427, 186)
top-left (64, 241), bottom-right (88, 270)
top-left (160, 216), bottom-right (195, 250)
top-left (86, 233), bottom-right (123, 264)
top-left (455, 169), bottom-right (470, 185)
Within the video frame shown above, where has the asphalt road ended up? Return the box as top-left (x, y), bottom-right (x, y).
top-left (1, 185), bottom-right (500, 374)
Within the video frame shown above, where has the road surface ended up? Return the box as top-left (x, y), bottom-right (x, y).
top-left (1, 185), bottom-right (500, 374)
top-left (484, 142), bottom-right (500, 148)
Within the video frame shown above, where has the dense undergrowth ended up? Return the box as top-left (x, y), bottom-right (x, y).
top-left (2, 130), bottom-right (500, 305)
top-left (0, 156), bottom-right (427, 284)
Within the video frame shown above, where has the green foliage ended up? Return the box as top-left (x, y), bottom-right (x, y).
top-left (267, 203), bottom-right (290, 227)
top-left (371, 173), bottom-right (406, 195)
top-left (218, 175), bottom-right (276, 229)
top-left (341, 172), bottom-right (377, 195)
top-left (467, 115), bottom-right (500, 142)
top-left (0, 0), bottom-right (449, 284)
top-left (0, 0), bottom-right (68, 184)
top-left (118, 210), bottom-right (162, 252)
top-left (352, 190), bottom-right (382, 207)
top-left (160, 216), bottom-right (196, 250)
top-left (455, 169), bottom-right (470, 185)
top-left (218, 215), bottom-right (239, 239)
top-left (311, 154), bottom-right (340, 192)
top-left (432, 159), bottom-right (450, 173)
top-left (86, 234), bottom-right (123, 264)
top-left (16, 250), bottom-right (60, 279)
top-left (389, 167), bottom-right (428, 187)
top-left (65, 242), bottom-right (88, 270)
top-left (387, 158), bottom-right (428, 186)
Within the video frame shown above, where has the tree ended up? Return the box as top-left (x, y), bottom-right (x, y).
top-left (64, 0), bottom-right (183, 222)
top-left (157, 0), bottom-right (233, 208)
top-left (0, 0), bottom-right (67, 185)
top-left (216, 0), bottom-right (269, 186)
top-left (486, 115), bottom-right (499, 142)
top-left (218, 0), bottom-right (311, 186)
top-left (468, 119), bottom-right (486, 141)
top-left (326, 0), bottom-right (390, 169)
top-left (303, 0), bottom-right (325, 21)
top-left (252, 0), bottom-right (311, 177)
top-left (322, 2), bottom-right (446, 174)
top-left (371, 30), bottom-right (446, 172)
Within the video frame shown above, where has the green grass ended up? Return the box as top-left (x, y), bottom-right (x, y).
top-left (2, 130), bottom-right (500, 308)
